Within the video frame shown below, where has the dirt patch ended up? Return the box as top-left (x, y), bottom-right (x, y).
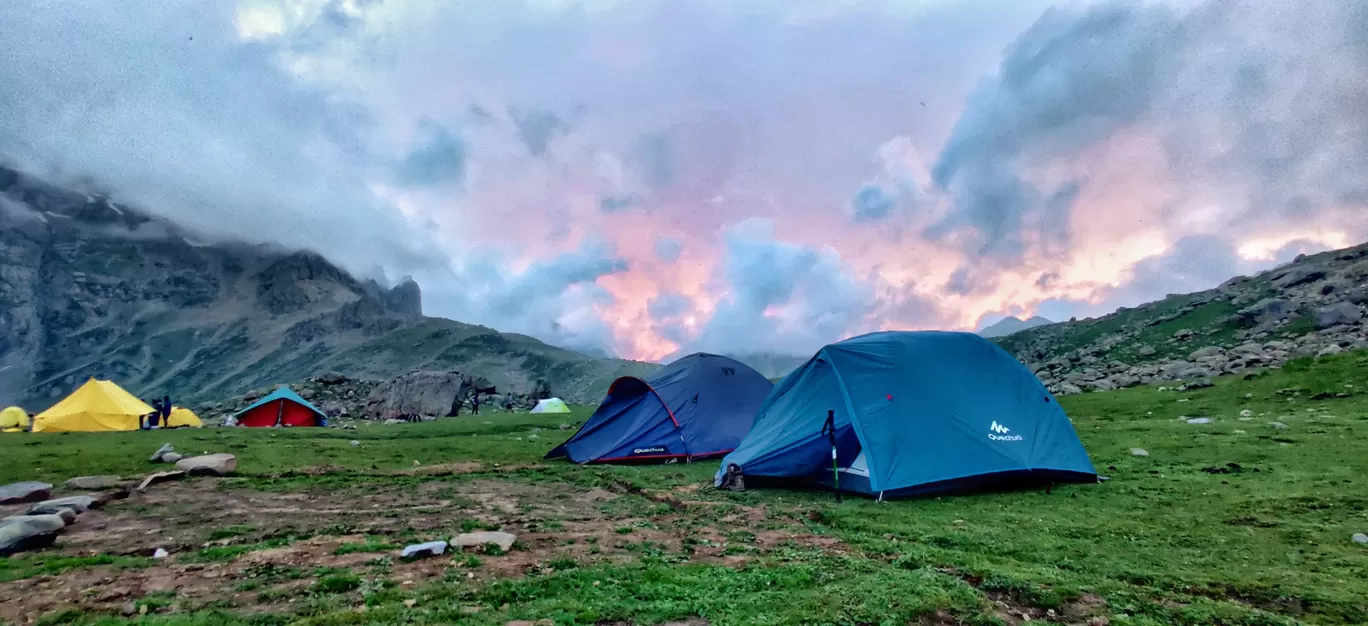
top-left (0, 475), bottom-right (844, 623)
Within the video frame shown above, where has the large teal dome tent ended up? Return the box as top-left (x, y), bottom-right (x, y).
top-left (716, 331), bottom-right (1097, 499)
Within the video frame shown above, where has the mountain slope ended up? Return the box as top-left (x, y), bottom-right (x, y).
top-left (993, 244), bottom-right (1368, 394)
top-left (978, 315), bottom-right (1054, 338)
top-left (0, 164), bottom-right (656, 408)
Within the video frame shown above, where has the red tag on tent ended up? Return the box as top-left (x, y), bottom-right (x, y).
top-left (886, 394), bottom-right (893, 401)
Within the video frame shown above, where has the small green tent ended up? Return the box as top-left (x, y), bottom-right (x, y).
top-left (530, 398), bottom-right (571, 414)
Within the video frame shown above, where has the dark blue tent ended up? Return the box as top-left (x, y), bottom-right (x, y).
top-left (547, 353), bottom-right (773, 464)
top-left (715, 331), bottom-right (1096, 499)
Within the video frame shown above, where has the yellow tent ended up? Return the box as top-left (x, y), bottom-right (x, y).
top-left (1, 406), bottom-right (28, 432)
top-left (33, 379), bottom-right (156, 433)
top-left (165, 406), bottom-right (203, 428)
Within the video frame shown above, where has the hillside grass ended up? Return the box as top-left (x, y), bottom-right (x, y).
top-left (2, 352), bottom-right (1368, 625)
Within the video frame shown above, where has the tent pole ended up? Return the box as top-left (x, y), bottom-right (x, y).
top-left (822, 409), bottom-right (841, 503)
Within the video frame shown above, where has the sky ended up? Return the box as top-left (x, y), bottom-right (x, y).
top-left (2, 0), bottom-right (1366, 361)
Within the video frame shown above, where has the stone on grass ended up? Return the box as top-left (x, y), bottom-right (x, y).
top-left (0, 514), bottom-right (67, 556)
top-left (452, 531), bottom-right (517, 553)
top-left (401, 541), bottom-right (448, 559)
top-left (1129, 448), bottom-right (1149, 457)
top-left (161, 452), bottom-right (184, 463)
top-left (1240, 409), bottom-right (1252, 418)
top-left (149, 443), bottom-right (175, 463)
top-left (0, 481), bottom-right (53, 505)
top-left (1353, 533), bottom-right (1368, 544)
top-left (137, 471), bottom-right (187, 491)
top-left (1269, 422), bottom-right (1289, 429)
top-left (1185, 417), bottom-right (1212, 425)
top-left (174, 453), bottom-right (237, 476)
top-left (65, 476), bottom-right (123, 491)
top-left (154, 547), bottom-right (170, 559)
top-left (26, 496), bottom-right (96, 516)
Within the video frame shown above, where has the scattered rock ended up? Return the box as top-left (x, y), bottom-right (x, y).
top-left (1240, 409), bottom-right (1252, 418)
top-left (401, 541), bottom-right (448, 559)
top-left (26, 495), bottom-right (96, 516)
top-left (153, 547), bottom-right (169, 559)
top-left (1318, 345), bottom-right (1344, 357)
top-left (1353, 533), bottom-right (1368, 544)
top-left (1187, 346), bottom-right (1224, 361)
top-left (137, 471), bottom-right (187, 491)
top-left (174, 453), bottom-right (237, 476)
top-left (65, 476), bottom-right (123, 491)
top-left (317, 371), bottom-right (348, 385)
top-left (1179, 378), bottom-right (1214, 390)
top-left (1268, 422), bottom-right (1289, 429)
top-left (1314, 302), bottom-right (1363, 329)
top-left (1185, 417), bottom-right (1212, 425)
top-left (0, 481), bottom-right (53, 505)
top-left (0, 514), bottom-right (67, 556)
top-left (452, 531), bottom-right (517, 553)
top-left (350, 440), bottom-right (361, 446)
top-left (161, 452), bottom-right (183, 463)
top-left (149, 443), bottom-right (175, 463)
top-left (1129, 448), bottom-right (1149, 457)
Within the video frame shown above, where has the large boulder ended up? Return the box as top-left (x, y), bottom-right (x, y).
top-left (364, 370), bottom-right (492, 420)
top-left (0, 514), bottom-right (67, 556)
top-left (1237, 299), bottom-right (1289, 325)
top-left (1187, 346), bottom-right (1225, 361)
top-left (1272, 266), bottom-right (1328, 289)
top-left (26, 495), bottom-right (97, 516)
top-left (0, 481), bottom-right (52, 505)
top-left (174, 454), bottom-right (237, 476)
top-left (1315, 302), bottom-right (1363, 329)
top-left (65, 476), bottom-right (124, 491)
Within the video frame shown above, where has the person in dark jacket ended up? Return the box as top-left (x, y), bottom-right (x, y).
top-left (161, 395), bottom-right (172, 425)
top-left (471, 392), bottom-right (480, 415)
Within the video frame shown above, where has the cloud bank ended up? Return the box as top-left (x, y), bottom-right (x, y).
top-left (2, 0), bottom-right (1365, 360)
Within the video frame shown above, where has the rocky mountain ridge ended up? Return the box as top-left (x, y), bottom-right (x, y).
top-left (0, 163), bottom-right (655, 409)
top-left (995, 243), bottom-right (1368, 395)
top-left (979, 315), bottom-right (1054, 338)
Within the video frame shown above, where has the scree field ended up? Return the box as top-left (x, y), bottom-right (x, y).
top-left (2, 353), bottom-right (1368, 626)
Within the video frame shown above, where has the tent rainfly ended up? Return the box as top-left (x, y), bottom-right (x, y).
top-left (234, 387), bottom-right (328, 427)
top-left (530, 398), bottom-right (571, 414)
top-left (547, 353), bottom-right (773, 464)
top-left (716, 331), bottom-right (1098, 499)
top-left (33, 379), bottom-right (156, 433)
top-left (1, 406), bottom-right (29, 432)
top-left (165, 406), bottom-right (204, 428)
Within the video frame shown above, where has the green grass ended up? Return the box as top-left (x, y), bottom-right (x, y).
top-left (5, 354), bottom-right (1368, 624)
top-left (0, 554), bottom-right (153, 583)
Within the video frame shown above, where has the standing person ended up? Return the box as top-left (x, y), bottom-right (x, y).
top-left (471, 392), bottom-right (480, 415)
top-left (161, 395), bottom-right (172, 426)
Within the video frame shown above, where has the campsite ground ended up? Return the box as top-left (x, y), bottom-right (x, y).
top-left (2, 354), bottom-right (1368, 626)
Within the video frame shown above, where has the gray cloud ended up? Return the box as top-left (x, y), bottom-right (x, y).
top-left (851, 184), bottom-right (897, 222)
top-left (396, 121), bottom-right (466, 187)
top-left (654, 237), bottom-right (682, 264)
top-left (686, 219), bottom-right (880, 356)
top-left (924, 0), bottom-right (1368, 262)
top-left (508, 107), bottom-right (568, 157)
top-left (0, 1), bottom-right (448, 280)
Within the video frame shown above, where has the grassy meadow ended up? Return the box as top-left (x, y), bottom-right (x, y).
top-left (1, 353), bottom-right (1367, 625)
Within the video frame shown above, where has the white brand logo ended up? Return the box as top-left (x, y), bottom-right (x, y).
top-left (988, 421), bottom-right (1023, 441)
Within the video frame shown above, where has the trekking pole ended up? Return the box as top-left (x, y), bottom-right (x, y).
top-left (821, 409), bottom-right (842, 503)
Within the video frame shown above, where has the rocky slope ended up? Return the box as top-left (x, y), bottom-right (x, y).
top-left (0, 164), bottom-right (655, 409)
top-left (995, 243), bottom-right (1368, 395)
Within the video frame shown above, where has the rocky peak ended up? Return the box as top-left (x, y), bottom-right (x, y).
top-left (383, 278), bottom-right (422, 316)
top-left (253, 250), bottom-right (366, 316)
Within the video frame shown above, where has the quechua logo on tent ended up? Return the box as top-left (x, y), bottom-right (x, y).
top-left (632, 446), bottom-right (669, 455)
top-left (988, 421), bottom-right (1023, 441)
